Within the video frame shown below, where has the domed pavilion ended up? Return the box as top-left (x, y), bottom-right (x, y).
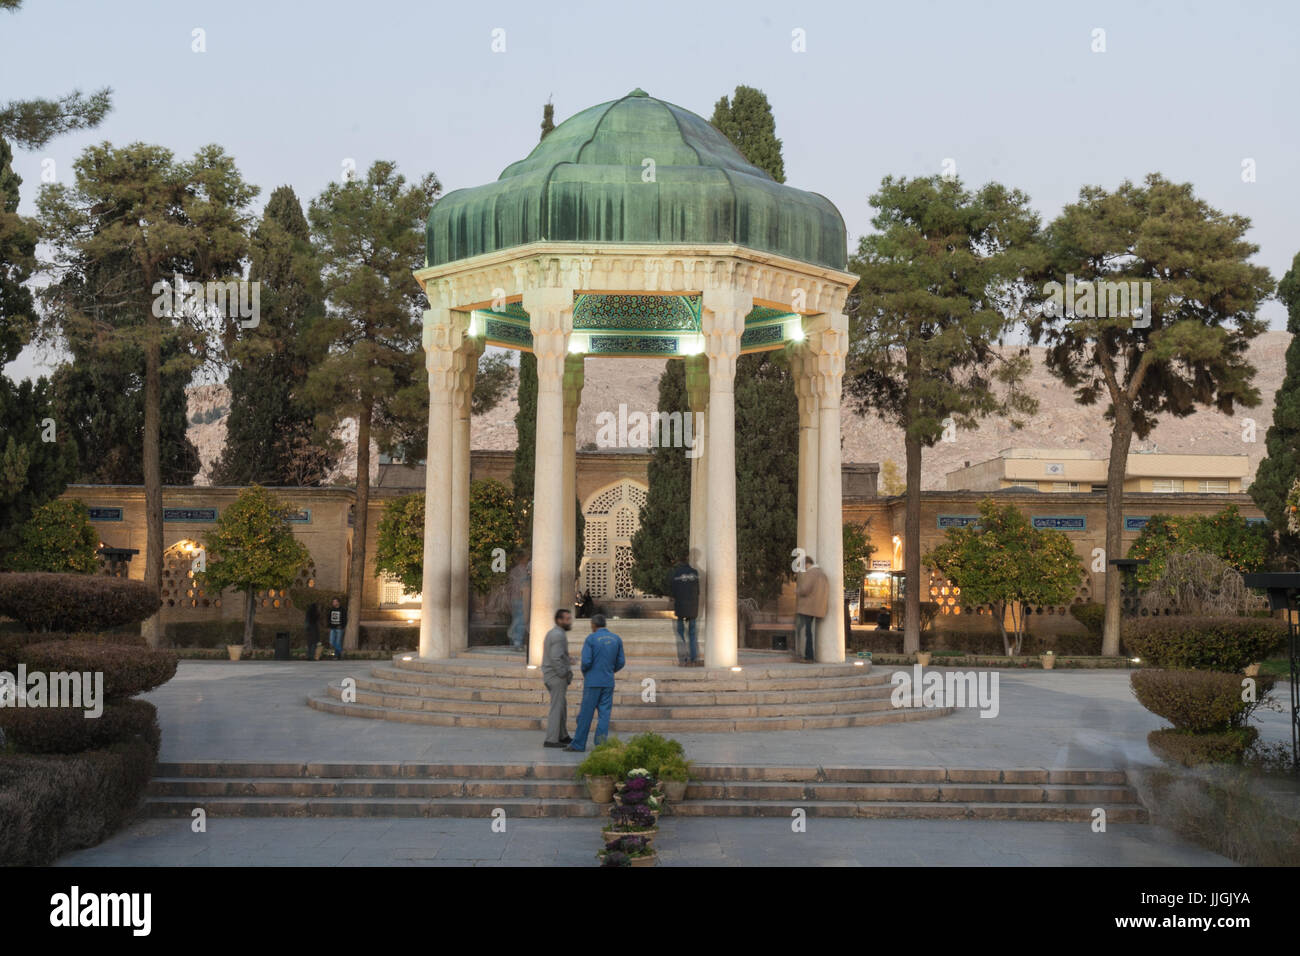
top-left (413, 89), bottom-right (857, 668)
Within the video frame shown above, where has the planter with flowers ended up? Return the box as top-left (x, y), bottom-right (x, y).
top-left (1041, 650), bottom-right (1056, 670)
top-left (658, 755), bottom-right (692, 803)
top-left (602, 802), bottom-right (659, 845)
top-left (613, 768), bottom-right (662, 812)
top-left (575, 739), bottom-right (626, 804)
top-left (599, 834), bottom-right (656, 867)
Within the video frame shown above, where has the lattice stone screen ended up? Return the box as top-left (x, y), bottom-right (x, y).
top-left (580, 480), bottom-right (647, 599)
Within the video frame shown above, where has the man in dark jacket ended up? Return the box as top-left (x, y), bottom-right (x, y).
top-left (304, 601), bottom-right (321, 661)
top-left (565, 614), bottom-right (625, 752)
top-left (541, 608), bottom-right (574, 748)
top-left (327, 597), bottom-right (347, 660)
top-left (669, 555), bottom-right (701, 665)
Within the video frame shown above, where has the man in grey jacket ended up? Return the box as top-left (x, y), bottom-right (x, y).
top-left (542, 608), bottom-right (574, 748)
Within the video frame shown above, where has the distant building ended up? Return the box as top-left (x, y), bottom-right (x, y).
top-left (945, 447), bottom-right (1249, 495)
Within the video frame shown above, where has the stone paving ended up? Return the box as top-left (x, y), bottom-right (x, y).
top-left (51, 660), bottom-right (1287, 866)
top-left (56, 816), bottom-right (1232, 867)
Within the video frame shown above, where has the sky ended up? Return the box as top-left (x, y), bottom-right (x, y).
top-left (2, 0), bottom-right (1297, 381)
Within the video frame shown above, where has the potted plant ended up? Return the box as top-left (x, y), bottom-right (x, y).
top-left (599, 849), bottom-right (631, 868)
top-left (613, 769), bottom-right (662, 812)
top-left (576, 740), bottom-right (625, 804)
top-left (658, 755), bottom-right (692, 802)
top-left (227, 644), bottom-right (244, 661)
top-left (916, 651), bottom-right (931, 667)
top-left (1041, 650), bottom-right (1056, 670)
top-left (603, 802), bottom-right (659, 843)
top-left (598, 834), bottom-right (656, 867)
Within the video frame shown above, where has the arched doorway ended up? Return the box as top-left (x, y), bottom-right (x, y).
top-left (579, 479), bottom-right (648, 600)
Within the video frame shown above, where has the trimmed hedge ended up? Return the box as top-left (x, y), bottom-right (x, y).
top-left (0, 573), bottom-right (160, 633)
top-left (1068, 603), bottom-right (1105, 638)
top-left (1148, 727), bottom-right (1259, 767)
top-left (0, 629), bottom-right (145, 671)
top-left (1124, 616), bottom-right (1285, 672)
top-left (1130, 669), bottom-right (1267, 732)
top-left (0, 735), bottom-right (157, 865)
top-left (0, 699), bottom-right (160, 755)
top-left (19, 642), bottom-right (178, 699)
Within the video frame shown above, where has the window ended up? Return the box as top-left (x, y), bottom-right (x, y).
top-left (1198, 480), bottom-right (1230, 493)
top-left (1151, 479), bottom-right (1183, 493)
top-left (1051, 482), bottom-right (1080, 492)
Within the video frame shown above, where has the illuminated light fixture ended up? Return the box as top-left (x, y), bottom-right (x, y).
top-left (730, 665), bottom-right (743, 672)
top-left (401, 655), bottom-right (413, 662)
top-left (568, 333), bottom-right (590, 354)
top-left (1131, 657), bottom-right (1141, 664)
top-left (853, 660), bottom-right (865, 667)
top-left (526, 664), bottom-right (539, 670)
top-left (679, 332), bottom-right (705, 356)
top-left (467, 314), bottom-right (479, 337)
top-left (785, 317), bottom-right (805, 342)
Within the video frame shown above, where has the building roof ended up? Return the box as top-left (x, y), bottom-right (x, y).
top-left (425, 89), bottom-right (848, 270)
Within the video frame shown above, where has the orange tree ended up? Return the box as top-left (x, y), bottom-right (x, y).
top-left (6, 499), bottom-right (98, 573)
top-left (198, 485), bottom-right (310, 650)
top-left (925, 499), bottom-right (1082, 655)
top-left (1127, 506), bottom-right (1268, 589)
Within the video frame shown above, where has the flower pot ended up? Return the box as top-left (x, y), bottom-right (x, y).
top-left (1041, 654), bottom-right (1056, 670)
top-left (602, 826), bottom-right (657, 846)
top-left (629, 852), bottom-right (658, 867)
top-left (313, 645), bottom-right (323, 661)
top-left (226, 644), bottom-right (244, 661)
top-left (1244, 662), bottom-right (1260, 677)
top-left (662, 779), bottom-right (688, 802)
top-left (586, 775), bottom-right (616, 804)
top-left (916, 652), bottom-right (931, 667)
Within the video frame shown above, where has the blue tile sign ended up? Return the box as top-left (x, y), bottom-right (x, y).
top-left (1032, 515), bottom-right (1086, 531)
top-left (937, 514), bottom-right (980, 529)
top-left (89, 507), bottom-right (123, 522)
top-left (285, 509), bottom-right (311, 523)
top-left (163, 508), bottom-right (217, 523)
top-left (1125, 516), bottom-right (1149, 532)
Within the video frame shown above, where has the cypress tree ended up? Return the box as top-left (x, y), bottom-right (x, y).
top-left (710, 86), bottom-right (785, 184)
top-left (511, 351), bottom-right (538, 549)
top-left (1251, 251), bottom-right (1300, 561)
top-left (630, 360), bottom-right (691, 593)
top-left (213, 186), bottom-right (331, 486)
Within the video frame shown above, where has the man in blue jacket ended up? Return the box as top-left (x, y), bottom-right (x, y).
top-left (565, 614), bottom-right (625, 752)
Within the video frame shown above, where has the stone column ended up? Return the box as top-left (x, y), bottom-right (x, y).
top-left (788, 344), bottom-right (820, 571)
top-left (420, 308), bottom-right (468, 659)
top-left (562, 353), bottom-right (585, 607)
top-left (701, 287), bottom-right (750, 668)
top-left (685, 353), bottom-right (709, 621)
top-left (809, 315), bottom-right (848, 663)
top-left (449, 336), bottom-right (483, 655)
top-left (524, 287), bottom-right (573, 667)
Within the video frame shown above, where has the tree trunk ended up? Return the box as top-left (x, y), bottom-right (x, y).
top-left (243, 589), bottom-right (256, 651)
top-left (997, 601), bottom-right (1011, 655)
top-left (346, 404), bottom-right (372, 651)
top-left (903, 427), bottom-right (922, 656)
top-left (1102, 404), bottom-right (1136, 656)
top-left (141, 327), bottom-right (163, 649)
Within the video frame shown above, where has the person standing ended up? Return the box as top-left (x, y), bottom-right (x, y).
top-left (794, 557), bottom-right (828, 662)
top-left (327, 597), bottom-right (347, 660)
top-left (304, 600), bottom-right (321, 661)
top-left (669, 554), bottom-right (701, 666)
top-left (542, 608), bottom-right (574, 748)
top-left (565, 614), bottom-right (625, 752)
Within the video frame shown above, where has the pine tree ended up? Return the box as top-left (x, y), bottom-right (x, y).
top-left (213, 186), bottom-right (331, 486)
top-left (1250, 251), bottom-right (1300, 562)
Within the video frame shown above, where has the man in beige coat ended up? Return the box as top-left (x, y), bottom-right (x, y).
top-left (541, 609), bottom-right (574, 748)
top-left (795, 557), bottom-right (829, 662)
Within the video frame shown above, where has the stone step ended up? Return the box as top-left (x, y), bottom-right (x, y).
top-left (306, 692), bottom-right (954, 731)
top-left (669, 801), bottom-right (1149, 822)
top-left (148, 776), bottom-right (588, 799)
top-left (327, 682), bottom-right (907, 719)
top-left (145, 795), bottom-right (604, 818)
top-left (683, 781), bottom-right (1138, 804)
top-left (687, 765), bottom-right (1130, 786)
top-left (352, 673), bottom-right (897, 706)
top-left (155, 761), bottom-right (578, 779)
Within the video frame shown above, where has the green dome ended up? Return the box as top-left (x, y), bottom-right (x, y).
top-left (426, 90), bottom-right (847, 270)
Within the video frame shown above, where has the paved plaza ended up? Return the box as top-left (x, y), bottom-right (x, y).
top-left (51, 660), bottom-right (1298, 866)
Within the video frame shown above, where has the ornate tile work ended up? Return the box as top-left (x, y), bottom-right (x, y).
top-left (588, 335), bottom-right (680, 355)
top-left (573, 294), bottom-right (701, 332)
top-left (483, 318), bottom-right (533, 348)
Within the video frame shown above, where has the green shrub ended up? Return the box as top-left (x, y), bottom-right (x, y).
top-left (1068, 602), bottom-right (1104, 638)
top-left (0, 629), bottom-right (145, 670)
top-left (5, 500), bottom-right (100, 574)
top-left (622, 732), bottom-right (686, 778)
top-left (1147, 727), bottom-right (1259, 767)
top-left (0, 699), bottom-right (159, 755)
top-left (1130, 669), bottom-right (1267, 732)
top-left (1124, 616), bottom-right (1285, 672)
top-left (0, 735), bottom-right (158, 865)
top-left (658, 754), bottom-right (692, 782)
top-left (0, 573), bottom-right (160, 633)
top-left (576, 738), bottom-right (626, 778)
top-left (20, 642), bottom-right (178, 699)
